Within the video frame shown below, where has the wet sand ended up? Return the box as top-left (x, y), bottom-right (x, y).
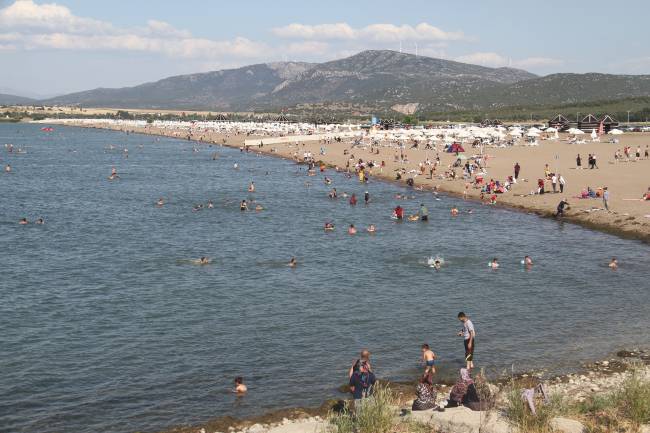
top-left (50, 121), bottom-right (650, 243)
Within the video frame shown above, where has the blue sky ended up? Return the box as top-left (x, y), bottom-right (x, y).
top-left (0, 0), bottom-right (648, 97)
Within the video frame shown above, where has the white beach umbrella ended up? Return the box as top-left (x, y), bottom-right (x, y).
top-left (609, 129), bottom-right (624, 135)
top-left (545, 127), bottom-right (558, 133)
top-left (527, 131), bottom-right (540, 137)
top-left (527, 127), bottom-right (542, 134)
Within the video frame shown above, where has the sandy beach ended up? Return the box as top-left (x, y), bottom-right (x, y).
top-left (49, 120), bottom-right (650, 243)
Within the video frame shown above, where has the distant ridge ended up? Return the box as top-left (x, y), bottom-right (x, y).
top-left (41, 50), bottom-right (650, 114)
top-left (0, 93), bottom-right (36, 105)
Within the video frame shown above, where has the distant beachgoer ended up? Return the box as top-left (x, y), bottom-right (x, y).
top-left (367, 224), bottom-right (376, 233)
top-left (233, 163), bottom-right (239, 170)
top-left (348, 224), bottom-right (357, 235)
top-left (255, 204), bottom-right (264, 211)
top-left (324, 222), bottom-right (335, 231)
top-left (393, 205), bottom-right (404, 220)
top-left (207, 200), bottom-right (214, 209)
top-left (490, 258), bottom-right (499, 270)
top-left (36, 218), bottom-right (44, 225)
top-left (19, 218), bottom-right (28, 225)
top-left (421, 344), bottom-right (436, 375)
top-left (457, 312), bottom-right (476, 370)
top-left (328, 188), bottom-right (337, 199)
top-left (559, 174), bottom-right (566, 193)
top-left (5, 164), bottom-right (11, 173)
top-left (451, 207), bottom-right (459, 217)
top-left (349, 193), bottom-right (357, 206)
top-left (156, 198), bottom-right (164, 207)
top-left (248, 182), bottom-right (255, 192)
top-left (603, 187), bottom-right (610, 211)
top-left (514, 162), bottom-right (520, 180)
top-left (234, 377), bottom-right (247, 394)
top-left (288, 257), bottom-right (297, 268)
top-left (556, 198), bottom-right (569, 217)
top-left (609, 257), bottom-right (618, 269)
top-left (576, 154), bottom-right (582, 169)
top-left (240, 200), bottom-right (248, 211)
top-left (524, 255), bottom-right (533, 266)
top-left (364, 191), bottom-right (370, 204)
top-left (419, 203), bottom-right (429, 221)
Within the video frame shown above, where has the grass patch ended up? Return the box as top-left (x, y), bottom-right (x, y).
top-left (503, 383), bottom-right (564, 433)
top-left (612, 368), bottom-right (650, 427)
top-left (570, 367), bottom-right (650, 432)
top-left (327, 383), bottom-right (397, 433)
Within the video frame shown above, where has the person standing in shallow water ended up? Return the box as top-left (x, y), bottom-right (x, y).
top-left (457, 312), bottom-right (476, 371)
top-left (514, 162), bottom-right (520, 181)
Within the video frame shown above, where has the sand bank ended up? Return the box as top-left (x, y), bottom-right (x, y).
top-left (49, 120), bottom-right (650, 243)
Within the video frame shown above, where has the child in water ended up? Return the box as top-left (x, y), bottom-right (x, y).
top-left (609, 257), bottom-right (618, 269)
top-left (233, 377), bottom-right (247, 393)
top-left (421, 344), bottom-right (437, 375)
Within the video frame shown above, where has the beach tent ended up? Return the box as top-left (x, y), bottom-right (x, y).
top-left (447, 142), bottom-right (465, 153)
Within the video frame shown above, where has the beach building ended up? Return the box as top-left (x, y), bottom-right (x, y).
top-left (548, 114), bottom-right (570, 130)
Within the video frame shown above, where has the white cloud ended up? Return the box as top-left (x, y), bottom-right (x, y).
top-left (455, 51), bottom-right (562, 70)
top-left (272, 22), bottom-right (466, 42)
top-left (0, 0), bottom-right (267, 59)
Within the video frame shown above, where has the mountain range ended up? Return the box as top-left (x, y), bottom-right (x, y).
top-left (7, 50), bottom-right (650, 115)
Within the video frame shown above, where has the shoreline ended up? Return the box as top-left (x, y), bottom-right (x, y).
top-left (19, 121), bottom-right (650, 432)
top-left (156, 349), bottom-right (649, 433)
top-left (46, 121), bottom-right (650, 244)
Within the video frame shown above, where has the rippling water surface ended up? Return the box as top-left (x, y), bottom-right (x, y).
top-left (1, 124), bottom-right (648, 433)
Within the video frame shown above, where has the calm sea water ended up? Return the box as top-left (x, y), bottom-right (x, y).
top-left (1, 123), bottom-right (648, 433)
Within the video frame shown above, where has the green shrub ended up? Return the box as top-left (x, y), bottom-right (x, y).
top-left (612, 369), bottom-right (650, 427)
top-left (328, 383), bottom-right (396, 433)
top-left (503, 384), bottom-right (563, 433)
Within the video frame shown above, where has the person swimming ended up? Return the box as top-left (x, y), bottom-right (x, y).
top-left (348, 224), bottom-right (357, 235)
top-left (248, 182), bottom-right (255, 192)
top-left (427, 257), bottom-right (444, 269)
top-left (367, 224), bottom-right (376, 233)
top-left (324, 222), bottom-right (335, 231)
top-left (207, 200), bottom-right (214, 209)
top-left (36, 218), bottom-right (44, 225)
top-left (233, 376), bottom-right (247, 394)
top-left (233, 163), bottom-right (239, 170)
top-left (609, 257), bottom-right (618, 269)
top-left (255, 204), bottom-right (264, 211)
top-left (18, 217), bottom-right (28, 225)
top-left (523, 256), bottom-right (533, 266)
top-left (240, 200), bottom-right (248, 211)
top-left (324, 176), bottom-right (332, 185)
top-left (156, 198), bottom-right (165, 207)
top-left (451, 207), bottom-right (459, 216)
top-left (349, 194), bottom-right (357, 206)
top-left (288, 257), bottom-right (297, 268)
top-left (490, 258), bottom-right (499, 269)
top-left (328, 188), bottom-right (337, 199)
top-left (5, 164), bottom-right (11, 173)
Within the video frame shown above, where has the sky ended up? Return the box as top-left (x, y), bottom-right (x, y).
top-left (0, 0), bottom-right (648, 97)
